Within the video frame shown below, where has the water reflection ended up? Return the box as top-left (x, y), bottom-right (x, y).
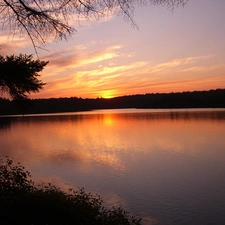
top-left (1, 109), bottom-right (225, 225)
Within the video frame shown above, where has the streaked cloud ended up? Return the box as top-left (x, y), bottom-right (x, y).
top-left (2, 0), bottom-right (225, 100)
top-left (0, 33), bottom-right (29, 55)
top-left (42, 45), bottom-right (122, 76)
top-left (32, 51), bottom-right (225, 99)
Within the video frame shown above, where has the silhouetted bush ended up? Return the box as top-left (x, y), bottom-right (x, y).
top-left (0, 157), bottom-right (142, 225)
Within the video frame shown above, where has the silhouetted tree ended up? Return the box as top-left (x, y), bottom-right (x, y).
top-left (0, 54), bottom-right (48, 100)
top-left (0, 0), bottom-right (189, 53)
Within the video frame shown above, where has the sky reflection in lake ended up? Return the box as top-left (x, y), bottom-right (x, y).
top-left (0, 109), bottom-right (225, 225)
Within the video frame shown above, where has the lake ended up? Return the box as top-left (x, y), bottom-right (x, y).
top-left (1, 108), bottom-right (225, 225)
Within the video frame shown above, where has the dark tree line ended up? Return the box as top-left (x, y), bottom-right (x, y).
top-left (1, 89), bottom-right (225, 115)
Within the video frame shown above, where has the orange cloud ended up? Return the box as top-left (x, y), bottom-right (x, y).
top-left (0, 33), bottom-right (29, 55)
top-left (31, 49), bottom-right (225, 99)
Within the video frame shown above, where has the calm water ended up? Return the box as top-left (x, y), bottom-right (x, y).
top-left (1, 108), bottom-right (225, 225)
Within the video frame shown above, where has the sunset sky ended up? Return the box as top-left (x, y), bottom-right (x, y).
top-left (1, 0), bottom-right (225, 99)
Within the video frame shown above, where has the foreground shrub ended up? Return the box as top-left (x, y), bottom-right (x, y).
top-left (0, 157), bottom-right (142, 225)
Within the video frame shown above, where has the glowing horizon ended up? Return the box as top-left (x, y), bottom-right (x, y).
top-left (0, 0), bottom-right (225, 100)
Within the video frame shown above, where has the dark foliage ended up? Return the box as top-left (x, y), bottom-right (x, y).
top-left (0, 54), bottom-right (48, 100)
top-left (0, 157), bottom-right (142, 225)
top-left (0, 89), bottom-right (225, 115)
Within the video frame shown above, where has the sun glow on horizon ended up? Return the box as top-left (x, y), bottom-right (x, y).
top-left (98, 90), bottom-right (117, 99)
top-left (1, 0), bottom-right (225, 100)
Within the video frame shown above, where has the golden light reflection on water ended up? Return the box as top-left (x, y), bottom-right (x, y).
top-left (103, 114), bottom-right (115, 126)
top-left (1, 109), bottom-right (225, 224)
top-left (1, 110), bottom-right (225, 164)
top-left (0, 110), bottom-right (224, 179)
